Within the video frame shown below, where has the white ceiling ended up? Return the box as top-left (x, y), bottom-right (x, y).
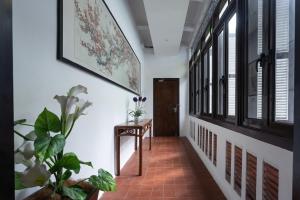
top-left (128, 0), bottom-right (210, 55)
top-left (143, 0), bottom-right (189, 55)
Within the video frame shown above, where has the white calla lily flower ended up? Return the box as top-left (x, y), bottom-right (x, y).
top-left (68, 85), bottom-right (87, 97)
top-left (20, 163), bottom-right (51, 187)
top-left (25, 131), bottom-right (37, 141)
top-left (74, 99), bottom-right (92, 119)
top-left (19, 141), bottom-right (35, 159)
top-left (15, 152), bottom-right (33, 167)
top-left (54, 95), bottom-right (79, 116)
top-left (65, 113), bottom-right (75, 132)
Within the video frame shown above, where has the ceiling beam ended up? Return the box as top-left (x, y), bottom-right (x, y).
top-left (184, 26), bottom-right (194, 32)
top-left (137, 25), bottom-right (194, 32)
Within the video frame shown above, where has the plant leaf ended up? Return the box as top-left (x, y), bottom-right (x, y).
top-left (15, 171), bottom-right (27, 190)
top-left (80, 160), bottom-right (93, 168)
top-left (14, 119), bottom-right (27, 126)
top-left (62, 186), bottom-right (87, 200)
top-left (89, 169), bottom-right (116, 192)
top-left (62, 170), bottom-right (72, 180)
top-left (50, 152), bottom-right (80, 174)
top-left (34, 134), bottom-right (65, 162)
top-left (25, 131), bottom-right (37, 141)
top-left (34, 108), bottom-right (61, 137)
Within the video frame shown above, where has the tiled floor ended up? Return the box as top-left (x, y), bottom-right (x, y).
top-left (101, 137), bottom-right (225, 200)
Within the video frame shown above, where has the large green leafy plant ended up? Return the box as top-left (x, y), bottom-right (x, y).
top-left (15, 85), bottom-right (116, 199)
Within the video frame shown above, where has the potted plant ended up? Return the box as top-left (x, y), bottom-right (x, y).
top-left (14, 85), bottom-right (116, 200)
top-left (129, 96), bottom-right (146, 124)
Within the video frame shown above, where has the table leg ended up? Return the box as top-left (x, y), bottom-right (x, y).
top-left (139, 128), bottom-right (143, 176)
top-left (135, 129), bottom-right (137, 151)
top-left (116, 129), bottom-right (120, 176)
top-left (149, 125), bottom-right (152, 150)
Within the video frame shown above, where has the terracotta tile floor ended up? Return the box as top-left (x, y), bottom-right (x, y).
top-left (101, 137), bottom-right (225, 200)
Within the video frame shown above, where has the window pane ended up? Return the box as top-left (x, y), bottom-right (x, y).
top-left (247, 0), bottom-right (263, 119)
top-left (228, 14), bottom-right (236, 116)
top-left (203, 53), bottom-right (208, 113)
top-left (275, 0), bottom-right (294, 123)
top-left (198, 63), bottom-right (202, 114)
top-left (196, 63), bottom-right (200, 114)
top-left (219, 1), bottom-right (228, 19)
top-left (209, 47), bottom-right (213, 114)
top-left (217, 30), bottom-right (224, 115)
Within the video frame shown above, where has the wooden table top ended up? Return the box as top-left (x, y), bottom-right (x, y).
top-left (115, 119), bottom-right (152, 128)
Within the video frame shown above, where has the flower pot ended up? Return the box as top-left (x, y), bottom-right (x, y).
top-left (23, 180), bottom-right (98, 200)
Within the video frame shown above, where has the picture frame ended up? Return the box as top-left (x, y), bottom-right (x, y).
top-left (58, 0), bottom-right (141, 95)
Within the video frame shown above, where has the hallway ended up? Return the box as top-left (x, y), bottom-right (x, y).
top-left (101, 137), bottom-right (225, 200)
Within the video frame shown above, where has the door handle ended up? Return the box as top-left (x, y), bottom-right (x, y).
top-left (256, 53), bottom-right (271, 72)
top-left (173, 107), bottom-right (178, 113)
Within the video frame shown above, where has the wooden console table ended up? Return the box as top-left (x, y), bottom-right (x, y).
top-left (115, 119), bottom-right (152, 176)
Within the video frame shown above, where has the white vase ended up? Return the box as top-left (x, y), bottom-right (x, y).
top-left (134, 116), bottom-right (139, 124)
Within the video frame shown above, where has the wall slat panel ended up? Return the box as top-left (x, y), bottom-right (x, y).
top-left (246, 152), bottom-right (257, 200)
top-left (234, 146), bottom-right (242, 196)
top-left (209, 131), bottom-right (213, 160)
top-left (213, 134), bottom-right (217, 166)
top-left (226, 141), bottom-right (232, 183)
top-left (263, 162), bottom-right (279, 200)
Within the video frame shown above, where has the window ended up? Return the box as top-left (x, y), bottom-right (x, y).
top-left (215, 12), bottom-right (236, 119)
top-left (202, 44), bottom-right (213, 115)
top-left (188, 0), bottom-right (295, 142)
top-left (274, 0), bottom-right (294, 123)
top-left (209, 47), bottom-right (213, 114)
top-left (203, 50), bottom-right (208, 114)
top-left (217, 30), bottom-right (225, 116)
top-left (244, 0), bottom-right (295, 130)
top-left (196, 61), bottom-right (201, 115)
top-left (219, 1), bottom-right (228, 19)
top-left (189, 44), bottom-right (202, 115)
top-left (246, 0), bottom-right (263, 121)
top-left (227, 14), bottom-right (236, 117)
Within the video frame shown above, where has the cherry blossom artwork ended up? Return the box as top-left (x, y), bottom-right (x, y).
top-left (59, 0), bottom-right (141, 94)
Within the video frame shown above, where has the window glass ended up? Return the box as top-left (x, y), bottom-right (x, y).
top-left (228, 14), bottom-right (236, 116)
top-left (219, 1), bottom-right (229, 19)
top-left (203, 53), bottom-right (208, 113)
top-left (198, 62), bottom-right (202, 114)
top-left (217, 30), bottom-right (225, 115)
top-left (196, 63), bottom-right (200, 114)
top-left (247, 0), bottom-right (263, 119)
top-left (274, 0), bottom-right (294, 123)
top-left (209, 47), bottom-right (213, 114)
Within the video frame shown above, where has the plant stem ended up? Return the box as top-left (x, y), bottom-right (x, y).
top-left (65, 119), bottom-right (76, 139)
top-left (14, 130), bottom-right (30, 141)
top-left (71, 178), bottom-right (89, 186)
top-left (56, 151), bottom-right (64, 194)
top-left (49, 157), bottom-right (56, 164)
top-left (21, 123), bottom-right (34, 127)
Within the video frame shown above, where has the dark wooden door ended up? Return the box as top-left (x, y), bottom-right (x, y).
top-left (153, 78), bottom-right (179, 136)
top-left (0, 0), bottom-right (14, 198)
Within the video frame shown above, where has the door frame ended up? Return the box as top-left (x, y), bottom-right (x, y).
top-left (153, 78), bottom-right (180, 137)
top-left (0, 0), bottom-right (14, 198)
top-left (293, 0), bottom-right (300, 198)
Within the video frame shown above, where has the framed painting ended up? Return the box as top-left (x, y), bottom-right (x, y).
top-left (58, 0), bottom-right (141, 94)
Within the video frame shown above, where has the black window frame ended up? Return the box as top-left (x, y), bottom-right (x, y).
top-left (188, 0), bottom-right (294, 150)
top-left (242, 0), bottom-right (293, 137)
top-left (213, 5), bottom-right (237, 123)
top-left (201, 31), bottom-right (213, 116)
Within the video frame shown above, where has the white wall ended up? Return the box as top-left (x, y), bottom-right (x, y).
top-left (188, 116), bottom-right (293, 200)
top-left (13, 0), bottom-right (144, 199)
top-left (143, 48), bottom-right (189, 137)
